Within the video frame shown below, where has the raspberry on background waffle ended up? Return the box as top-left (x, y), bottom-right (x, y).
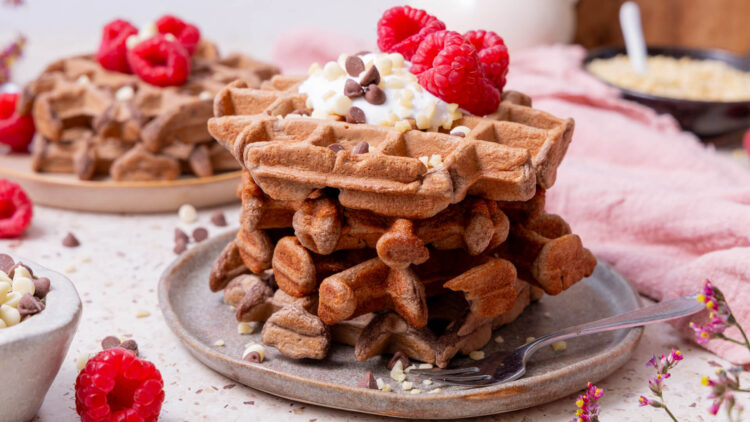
top-left (20, 43), bottom-right (279, 182)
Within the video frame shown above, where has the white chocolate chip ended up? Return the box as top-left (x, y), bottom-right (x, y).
top-left (415, 113), bottom-right (431, 130)
top-left (422, 379), bottom-right (433, 385)
top-left (387, 53), bottom-right (405, 68)
top-left (428, 154), bottom-right (443, 169)
top-left (0, 319), bottom-right (6, 328)
top-left (401, 381), bottom-right (413, 391)
top-left (336, 53), bottom-right (348, 70)
top-left (410, 389), bottom-right (421, 394)
top-left (164, 33), bottom-right (177, 42)
top-left (242, 343), bottom-right (266, 362)
top-left (76, 352), bottom-right (92, 371)
top-left (0, 271), bottom-right (10, 283)
top-left (384, 78), bottom-right (405, 89)
top-left (321, 90), bottom-right (336, 100)
top-left (0, 281), bottom-right (11, 298)
top-left (494, 335), bottom-right (504, 344)
top-left (468, 350), bottom-right (485, 360)
top-left (213, 339), bottom-right (225, 347)
top-left (125, 35), bottom-right (139, 49)
top-left (322, 61), bottom-right (345, 81)
top-left (376, 378), bottom-right (384, 389)
top-left (307, 62), bottom-right (322, 76)
top-left (13, 266), bottom-right (31, 280)
top-left (394, 120), bottom-right (412, 133)
top-left (76, 75), bottom-right (91, 85)
top-left (418, 363), bottom-right (433, 369)
top-left (0, 304), bottom-right (21, 326)
top-left (450, 125), bottom-right (471, 137)
top-left (135, 309), bottom-right (150, 318)
top-left (429, 388), bottom-right (443, 394)
top-left (178, 204), bottom-right (198, 223)
top-left (11, 276), bottom-right (34, 296)
top-left (330, 95), bottom-right (352, 115)
top-left (198, 91), bottom-right (213, 101)
top-left (237, 322), bottom-right (254, 335)
top-left (404, 364), bottom-right (417, 373)
top-left (374, 57), bottom-right (393, 76)
top-left (115, 85), bottom-right (135, 101)
top-left (311, 108), bottom-right (329, 120)
top-left (3, 291), bottom-right (22, 308)
top-left (381, 383), bottom-right (392, 392)
top-left (390, 360), bottom-right (406, 382)
top-left (65, 265), bottom-right (77, 274)
top-left (551, 341), bottom-right (567, 352)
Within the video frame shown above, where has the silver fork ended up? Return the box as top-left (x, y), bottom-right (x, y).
top-left (412, 295), bottom-right (704, 386)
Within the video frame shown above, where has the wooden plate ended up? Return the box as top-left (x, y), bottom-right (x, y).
top-left (0, 154), bottom-right (241, 213)
top-left (158, 231), bottom-right (643, 419)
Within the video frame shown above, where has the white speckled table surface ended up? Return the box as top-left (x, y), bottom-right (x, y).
top-left (0, 203), bottom-right (743, 422)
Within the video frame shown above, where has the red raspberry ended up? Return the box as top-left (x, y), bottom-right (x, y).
top-left (155, 15), bottom-right (201, 56)
top-left (377, 6), bottom-right (445, 60)
top-left (0, 179), bottom-right (33, 239)
top-left (411, 31), bottom-right (500, 116)
top-left (463, 30), bottom-right (509, 91)
top-left (0, 93), bottom-right (35, 153)
top-left (96, 19), bottom-right (138, 73)
top-left (75, 347), bottom-right (164, 422)
top-left (127, 35), bottom-right (190, 87)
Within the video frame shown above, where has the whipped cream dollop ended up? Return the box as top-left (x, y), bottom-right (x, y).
top-left (299, 52), bottom-right (462, 132)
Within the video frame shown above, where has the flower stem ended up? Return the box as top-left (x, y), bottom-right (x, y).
top-left (662, 404), bottom-right (679, 422)
top-left (716, 334), bottom-right (747, 346)
top-left (735, 388), bottom-right (750, 393)
top-left (734, 321), bottom-right (750, 352)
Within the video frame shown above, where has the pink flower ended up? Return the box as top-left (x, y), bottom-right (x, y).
top-left (690, 280), bottom-right (732, 344)
top-left (638, 396), bottom-right (650, 407)
top-left (569, 382), bottom-right (603, 422)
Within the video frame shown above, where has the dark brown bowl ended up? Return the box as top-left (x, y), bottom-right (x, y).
top-left (584, 46), bottom-right (750, 138)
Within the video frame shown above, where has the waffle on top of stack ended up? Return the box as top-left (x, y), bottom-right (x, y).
top-left (19, 41), bottom-right (279, 181)
top-left (206, 75), bottom-right (596, 367)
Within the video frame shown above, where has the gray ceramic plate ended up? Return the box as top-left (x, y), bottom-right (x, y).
top-left (159, 231), bottom-right (642, 419)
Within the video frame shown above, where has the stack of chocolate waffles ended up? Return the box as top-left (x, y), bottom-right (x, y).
top-left (206, 75), bottom-right (597, 367)
top-left (18, 41), bottom-right (279, 181)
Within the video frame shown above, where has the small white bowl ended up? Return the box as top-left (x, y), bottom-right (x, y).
top-left (0, 254), bottom-right (82, 422)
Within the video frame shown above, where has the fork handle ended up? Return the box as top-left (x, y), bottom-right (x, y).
top-left (525, 295), bottom-right (704, 356)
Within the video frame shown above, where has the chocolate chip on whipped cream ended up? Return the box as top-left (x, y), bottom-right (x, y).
top-left (345, 56), bottom-right (365, 77)
top-left (346, 106), bottom-right (366, 124)
top-left (364, 84), bottom-right (386, 105)
top-left (344, 79), bottom-right (364, 98)
top-left (62, 232), bottom-right (80, 247)
top-left (359, 65), bottom-right (381, 87)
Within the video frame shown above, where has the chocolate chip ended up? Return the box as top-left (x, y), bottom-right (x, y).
top-left (193, 227), bottom-right (209, 242)
top-left (386, 351), bottom-right (410, 370)
top-left (359, 66), bottom-right (380, 86)
top-left (0, 254), bottom-right (14, 274)
top-left (328, 143), bottom-right (345, 154)
top-left (357, 371), bottom-right (378, 389)
top-left (120, 339), bottom-right (139, 355)
top-left (352, 142), bottom-right (369, 154)
top-left (244, 351), bottom-right (262, 363)
top-left (173, 239), bottom-right (188, 254)
top-left (346, 106), bottom-right (366, 124)
top-left (290, 108), bottom-right (310, 116)
top-left (62, 232), bottom-right (80, 248)
top-left (174, 228), bottom-right (189, 244)
top-left (344, 79), bottom-right (364, 98)
top-left (345, 56), bottom-right (365, 77)
top-left (210, 211), bottom-right (227, 227)
top-left (364, 84), bottom-right (385, 105)
top-left (33, 277), bottom-right (50, 299)
top-left (17, 293), bottom-right (44, 317)
top-left (101, 336), bottom-right (122, 350)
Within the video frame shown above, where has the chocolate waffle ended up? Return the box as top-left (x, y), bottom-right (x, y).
top-left (21, 43), bottom-right (279, 181)
top-left (220, 269), bottom-right (539, 366)
top-left (208, 77), bottom-right (574, 219)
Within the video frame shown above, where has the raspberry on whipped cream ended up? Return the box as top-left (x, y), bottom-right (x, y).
top-left (299, 52), bottom-right (462, 132)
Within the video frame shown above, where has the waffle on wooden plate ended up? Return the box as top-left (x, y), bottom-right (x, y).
top-left (19, 42), bottom-right (279, 182)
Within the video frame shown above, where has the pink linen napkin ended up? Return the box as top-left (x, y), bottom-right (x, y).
top-left (272, 36), bottom-right (750, 363)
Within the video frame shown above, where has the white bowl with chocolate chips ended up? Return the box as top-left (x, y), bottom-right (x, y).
top-left (0, 253), bottom-right (82, 422)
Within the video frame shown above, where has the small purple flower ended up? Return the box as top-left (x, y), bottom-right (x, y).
top-left (702, 366), bottom-right (745, 419)
top-left (639, 350), bottom-right (683, 421)
top-left (690, 279), bottom-right (733, 344)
